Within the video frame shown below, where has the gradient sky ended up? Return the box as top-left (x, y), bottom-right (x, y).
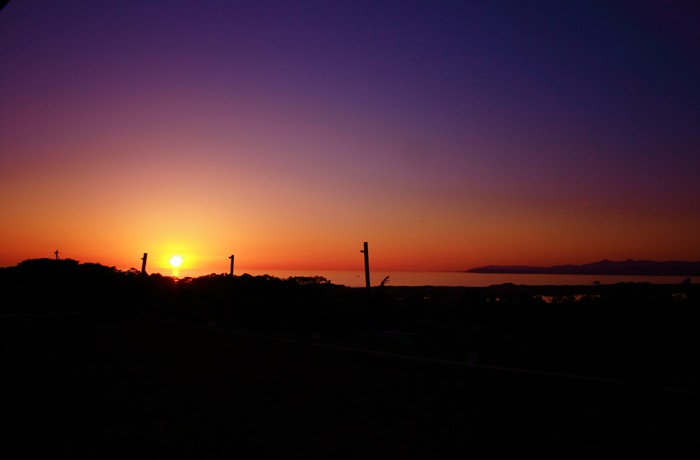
top-left (1, 1), bottom-right (699, 275)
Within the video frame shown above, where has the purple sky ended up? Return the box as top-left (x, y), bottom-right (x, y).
top-left (1, 1), bottom-right (699, 272)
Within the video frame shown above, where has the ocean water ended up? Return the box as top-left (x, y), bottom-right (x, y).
top-left (160, 268), bottom-right (691, 288)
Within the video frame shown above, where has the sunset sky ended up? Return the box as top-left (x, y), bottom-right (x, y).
top-left (1, 1), bottom-right (699, 275)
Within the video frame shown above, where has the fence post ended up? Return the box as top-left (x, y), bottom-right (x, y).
top-left (361, 242), bottom-right (372, 332)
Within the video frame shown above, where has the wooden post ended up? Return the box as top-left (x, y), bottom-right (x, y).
top-left (54, 250), bottom-right (59, 260)
top-left (361, 241), bottom-right (372, 333)
top-left (361, 242), bottom-right (370, 289)
top-left (141, 252), bottom-right (148, 274)
top-left (229, 254), bottom-right (235, 277)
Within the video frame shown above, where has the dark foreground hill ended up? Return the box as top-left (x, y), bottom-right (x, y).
top-left (2, 258), bottom-right (700, 383)
top-left (4, 314), bottom-right (700, 459)
top-left (2, 258), bottom-right (700, 457)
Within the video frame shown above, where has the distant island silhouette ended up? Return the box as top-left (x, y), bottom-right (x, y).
top-left (467, 259), bottom-right (700, 276)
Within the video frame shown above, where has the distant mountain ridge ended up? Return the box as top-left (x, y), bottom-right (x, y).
top-left (467, 259), bottom-right (700, 276)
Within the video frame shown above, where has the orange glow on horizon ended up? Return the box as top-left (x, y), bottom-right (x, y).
top-left (1, 158), bottom-right (699, 275)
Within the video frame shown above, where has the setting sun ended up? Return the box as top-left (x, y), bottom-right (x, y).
top-left (169, 255), bottom-right (183, 268)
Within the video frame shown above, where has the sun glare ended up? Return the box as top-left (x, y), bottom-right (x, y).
top-left (169, 255), bottom-right (183, 268)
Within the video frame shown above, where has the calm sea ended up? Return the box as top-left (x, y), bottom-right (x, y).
top-left (163, 268), bottom-right (692, 288)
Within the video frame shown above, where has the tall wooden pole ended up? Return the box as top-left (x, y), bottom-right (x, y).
top-left (229, 254), bottom-right (235, 277)
top-left (361, 242), bottom-right (370, 290)
top-left (141, 252), bottom-right (148, 274)
top-left (361, 241), bottom-right (372, 333)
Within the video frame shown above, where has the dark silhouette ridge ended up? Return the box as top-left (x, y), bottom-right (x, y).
top-left (468, 259), bottom-right (700, 276)
top-left (2, 257), bottom-right (698, 381)
top-left (2, 258), bottom-right (700, 458)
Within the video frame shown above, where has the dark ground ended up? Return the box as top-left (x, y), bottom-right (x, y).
top-left (3, 313), bottom-right (700, 459)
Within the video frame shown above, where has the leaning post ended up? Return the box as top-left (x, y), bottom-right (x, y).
top-left (141, 252), bottom-right (148, 274)
top-left (229, 254), bottom-right (235, 277)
